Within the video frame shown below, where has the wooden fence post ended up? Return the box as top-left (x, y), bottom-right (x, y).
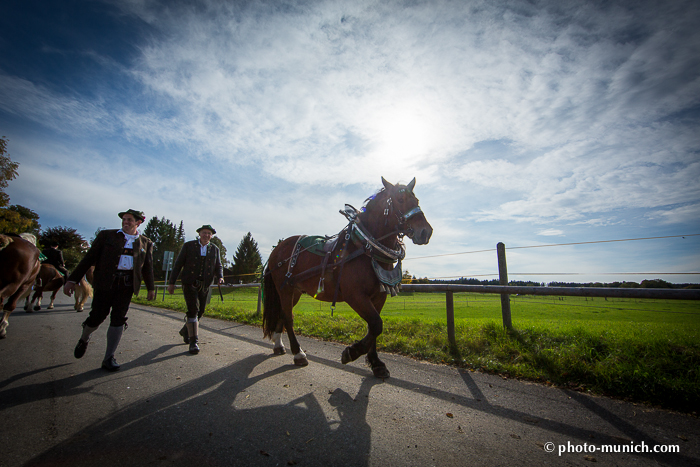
top-left (446, 291), bottom-right (456, 349)
top-left (497, 242), bottom-right (513, 330)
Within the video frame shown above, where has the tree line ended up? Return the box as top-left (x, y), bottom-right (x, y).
top-left (1, 136), bottom-right (263, 282)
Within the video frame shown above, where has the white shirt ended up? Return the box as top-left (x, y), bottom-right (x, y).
top-left (117, 230), bottom-right (139, 270)
top-left (200, 240), bottom-right (208, 256)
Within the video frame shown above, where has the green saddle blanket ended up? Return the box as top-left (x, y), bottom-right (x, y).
top-left (297, 235), bottom-right (333, 256)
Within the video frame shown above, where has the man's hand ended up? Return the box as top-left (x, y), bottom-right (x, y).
top-left (147, 290), bottom-right (156, 300)
top-left (218, 278), bottom-right (224, 285)
top-left (167, 284), bottom-right (175, 294)
top-left (63, 282), bottom-right (76, 297)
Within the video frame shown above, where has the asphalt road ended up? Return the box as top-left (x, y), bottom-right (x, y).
top-left (1, 292), bottom-right (698, 467)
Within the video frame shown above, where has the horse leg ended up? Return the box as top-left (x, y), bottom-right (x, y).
top-left (48, 290), bottom-right (58, 310)
top-left (2, 282), bottom-right (34, 338)
top-left (365, 294), bottom-right (389, 378)
top-left (280, 290), bottom-right (307, 367)
top-left (272, 319), bottom-right (286, 355)
top-left (285, 315), bottom-right (308, 367)
top-left (33, 292), bottom-right (42, 311)
top-left (0, 310), bottom-right (9, 338)
top-left (342, 295), bottom-right (388, 378)
top-left (74, 290), bottom-right (84, 312)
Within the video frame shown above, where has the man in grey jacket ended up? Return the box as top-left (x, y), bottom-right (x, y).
top-left (167, 224), bottom-right (224, 354)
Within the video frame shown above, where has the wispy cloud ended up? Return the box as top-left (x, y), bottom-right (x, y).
top-left (3, 0), bottom-right (700, 281)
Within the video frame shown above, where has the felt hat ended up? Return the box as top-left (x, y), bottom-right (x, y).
top-left (197, 224), bottom-right (216, 234)
top-left (118, 209), bottom-right (146, 222)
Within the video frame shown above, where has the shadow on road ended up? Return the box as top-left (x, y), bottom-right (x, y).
top-left (20, 351), bottom-right (377, 467)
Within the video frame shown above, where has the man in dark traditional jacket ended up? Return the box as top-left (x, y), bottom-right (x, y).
top-left (64, 209), bottom-right (156, 371)
top-left (41, 242), bottom-right (69, 282)
top-left (167, 224), bottom-right (224, 354)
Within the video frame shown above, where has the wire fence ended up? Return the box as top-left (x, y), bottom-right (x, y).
top-left (402, 233), bottom-right (700, 282)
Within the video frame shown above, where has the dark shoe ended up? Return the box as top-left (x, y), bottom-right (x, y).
top-left (74, 339), bottom-right (89, 359)
top-left (101, 356), bottom-right (121, 372)
top-left (179, 325), bottom-right (189, 344)
top-left (189, 337), bottom-right (199, 355)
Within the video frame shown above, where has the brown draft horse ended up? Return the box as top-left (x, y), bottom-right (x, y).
top-left (0, 234), bottom-right (41, 338)
top-left (262, 177), bottom-right (433, 378)
top-left (23, 264), bottom-right (93, 312)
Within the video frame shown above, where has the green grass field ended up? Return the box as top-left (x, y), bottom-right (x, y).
top-left (134, 287), bottom-right (700, 413)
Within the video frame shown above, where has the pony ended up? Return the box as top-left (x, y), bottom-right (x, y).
top-left (73, 267), bottom-right (94, 312)
top-left (0, 233), bottom-right (41, 338)
top-left (23, 264), bottom-right (93, 312)
top-left (262, 177), bottom-right (433, 378)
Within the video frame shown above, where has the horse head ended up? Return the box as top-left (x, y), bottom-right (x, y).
top-left (364, 177), bottom-right (433, 245)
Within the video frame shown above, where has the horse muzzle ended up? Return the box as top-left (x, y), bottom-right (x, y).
top-left (410, 225), bottom-right (433, 245)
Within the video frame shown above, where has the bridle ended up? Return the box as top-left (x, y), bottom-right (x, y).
top-left (378, 187), bottom-right (423, 240)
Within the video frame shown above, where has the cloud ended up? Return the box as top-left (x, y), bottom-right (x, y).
top-left (537, 229), bottom-right (564, 237)
top-left (4, 0), bottom-right (700, 281)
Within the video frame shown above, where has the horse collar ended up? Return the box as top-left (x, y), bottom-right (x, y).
top-left (350, 222), bottom-right (405, 263)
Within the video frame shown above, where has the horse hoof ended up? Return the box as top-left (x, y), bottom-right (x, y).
top-left (273, 347), bottom-right (286, 355)
top-left (33, 306), bottom-right (40, 311)
top-left (47, 305), bottom-right (54, 310)
top-left (294, 357), bottom-right (309, 367)
top-left (372, 365), bottom-right (390, 379)
top-left (76, 308), bottom-right (83, 312)
top-left (341, 346), bottom-right (360, 364)
top-left (26, 308), bottom-right (33, 313)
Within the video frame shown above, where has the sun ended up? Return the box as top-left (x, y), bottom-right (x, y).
top-left (366, 102), bottom-right (437, 166)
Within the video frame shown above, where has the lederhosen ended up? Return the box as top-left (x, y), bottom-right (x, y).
top-left (84, 237), bottom-right (135, 328)
top-left (182, 246), bottom-right (210, 320)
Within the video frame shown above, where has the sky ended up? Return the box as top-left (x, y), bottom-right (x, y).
top-left (1, 0), bottom-right (699, 284)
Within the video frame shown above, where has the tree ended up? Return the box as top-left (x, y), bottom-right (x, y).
top-left (0, 204), bottom-right (41, 235)
top-left (230, 232), bottom-right (262, 283)
top-left (0, 137), bottom-right (41, 234)
top-left (143, 216), bottom-right (185, 280)
top-left (39, 226), bottom-right (87, 270)
top-left (640, 279), bottom-right (673, 289)
top-left (0, 136), bottom-right (19, 208)
top-left (209, 236), bottom-right (229, 268)
top-left (90, 227), bottom-right (106, 246)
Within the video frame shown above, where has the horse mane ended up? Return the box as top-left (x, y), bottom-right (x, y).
top-left (362, 188), bottom-right (388, 212)
top-left (0, 234), bottom-right (13, 251)
top-left (19, 233), bottom-right (37, 245)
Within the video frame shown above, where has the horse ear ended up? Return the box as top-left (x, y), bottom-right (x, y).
top-left (407, 177), bottom-right (416, 192)
top-left (381, 177), bottom-right (394, 190)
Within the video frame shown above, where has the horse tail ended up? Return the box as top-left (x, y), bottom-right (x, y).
top-left (262, 265), bottom-right (282, 339)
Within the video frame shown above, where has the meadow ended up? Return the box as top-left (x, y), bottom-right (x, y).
top-left (133, 287), bottom-right (700, 413)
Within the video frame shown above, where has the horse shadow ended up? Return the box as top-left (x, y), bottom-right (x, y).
top-left (20, 353), bottom-right (377, 467)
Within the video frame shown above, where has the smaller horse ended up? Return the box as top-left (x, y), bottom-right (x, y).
top-left (73, 265), bottom-right (94, 311)
top-left (0, 234), bottom-right (41, 338)
top-left (23, 264), bottom-right (92, 312)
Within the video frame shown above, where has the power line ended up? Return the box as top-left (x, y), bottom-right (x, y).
top-left (409, 272), bottom-right (700, 281)
top-left (405, 234), bottom-right (700, 261)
